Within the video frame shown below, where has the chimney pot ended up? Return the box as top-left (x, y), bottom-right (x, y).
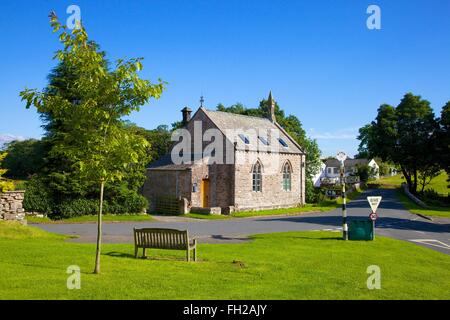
top-left (181, 107), bottom-right (192, 125)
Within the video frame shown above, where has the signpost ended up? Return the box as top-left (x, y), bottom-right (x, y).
top-left (336, 151), bottom-right (347, 240)
top-left (367, 196), bottom-right (382, 239)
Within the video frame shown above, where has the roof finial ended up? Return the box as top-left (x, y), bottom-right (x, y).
top-left (200, 95), bottom-right (205, 108)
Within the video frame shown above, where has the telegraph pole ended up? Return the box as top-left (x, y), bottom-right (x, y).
top-left (337, 151), bottom-right (348, 240)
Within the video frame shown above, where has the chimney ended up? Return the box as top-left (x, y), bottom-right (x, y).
top-left (267, 91), bottom-right (276, 122)
top-left (181, 107), bottom-right (192, 126)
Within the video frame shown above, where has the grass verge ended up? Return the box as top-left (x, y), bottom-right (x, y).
top-left (27, 214), bottom-right (154, 224)
top-left (0, 221), bottom-right (449, 299)
top-left (396, 189), bottom-right (450, 218)
top-left (186, 187), bottom-right (364, 219)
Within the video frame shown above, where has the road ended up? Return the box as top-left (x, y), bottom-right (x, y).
top-left (34, 189), bottom-right (450, 254)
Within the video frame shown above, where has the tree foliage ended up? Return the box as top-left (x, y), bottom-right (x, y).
top-left (20, 13), bottom-right (165, 273)
top-left (0, 152), bottom-right (15, 192)
top-left (2, 139), bottom-right (46, 179)
top-left (357, 93), bottom-right (441, 194)
top-left (438, 102), bottom-right (450, 187)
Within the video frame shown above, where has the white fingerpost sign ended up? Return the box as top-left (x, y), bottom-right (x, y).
top-left (367, 196), bottom-right (382, 213)
top-left (336, 151), bottom-right (347, 163)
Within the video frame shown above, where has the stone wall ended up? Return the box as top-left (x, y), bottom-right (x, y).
top-left (143, 169), bottom-right (192, 212)
top-left (0, 191), bottom-right (26, 223)
top-left (234, 151), bottom-right (305, 211)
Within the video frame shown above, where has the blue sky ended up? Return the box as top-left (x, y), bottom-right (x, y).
top-left (1, 0), bottom-right (449, 157)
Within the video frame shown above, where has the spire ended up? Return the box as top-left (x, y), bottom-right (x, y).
top-left (200, 95), bottom-right (205, 108)
top-left (268, 91), bottom-right (276, 122)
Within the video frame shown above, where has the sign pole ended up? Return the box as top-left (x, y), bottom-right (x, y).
top-left (367, 196), bottom-right (382, 241)
top-left (341, 162), bottom-right (348, 240)
top-left (337, 151), bottom-right (348, 241)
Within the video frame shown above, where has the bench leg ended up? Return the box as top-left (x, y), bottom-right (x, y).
top-left (186, 249), bottom-right (190, 262)
top-left (193, 247), bottom-right (197, 262)
top-left (134, 246), bottom-right (138, 259)
top-left (143, 248), bottom-right (147, 258)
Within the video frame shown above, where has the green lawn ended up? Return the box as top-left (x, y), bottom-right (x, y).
top-left (185, 202), bottom-right (338, 220)
top-left (1, 221), bottom-right (449, 300)
top-left (396, 190), bottom-right (450, 218)
top-left (186, 188), bottom-right (364, 220)
top-left (374, 172), bottom-right (449, 194)
top-left (372, 173), bottom-right (450, 218)
top-left (27, 214), bottom-right (154, 224)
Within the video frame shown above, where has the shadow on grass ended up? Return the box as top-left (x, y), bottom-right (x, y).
top-left (105, 251), bottom-right (188, 262)
top-left (105, 251), bottom-right (135, 259)
top-left (292, 236), bottom-right (343, 241)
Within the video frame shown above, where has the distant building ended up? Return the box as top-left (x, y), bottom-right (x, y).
top-left (313, 157), bottom-right (380, 187)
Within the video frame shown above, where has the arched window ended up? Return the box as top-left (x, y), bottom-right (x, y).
top-left (252, 161), bottom-right (262, 192)
top-left (282, 162), bottom-right (292, 191)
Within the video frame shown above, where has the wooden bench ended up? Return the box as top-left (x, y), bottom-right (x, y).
top-left (133, 228), bottom-right (197, 262)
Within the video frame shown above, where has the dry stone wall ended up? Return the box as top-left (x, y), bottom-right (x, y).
top-left (0, 191), bottom-right (26, 223)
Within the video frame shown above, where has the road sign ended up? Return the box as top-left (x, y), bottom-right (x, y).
top-left (367, 196), bottom-right (382, 213)
top-left (369, 212), bottom-right (378, 221)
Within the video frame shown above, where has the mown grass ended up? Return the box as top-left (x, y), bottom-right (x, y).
top-left (396, 190), bottom-right (450, 218)
top-left (372, 174), bottom-right (449, 218)
top-left (27, 214), bottom-right (154, 224)
top-left (0, 221), bottom-right (448, 300)
top-left (374, 172), bottom-right (449, 194)
top-left (188, 187), bottom-right (364, 219)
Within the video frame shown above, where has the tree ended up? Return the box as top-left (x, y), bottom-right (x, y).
top-left (438, 102), bottom-right (450, 187)
top-left (20, 13), bottom-right (165, 274)
top-left (215, 99), bottom-right (322, 202)
top-left (355, 124), bottom-right (374, 159)
top-left (127, 123), bottom-right (173, 163)
top-left (2, 139), bottom-right (46, 179)
top-left (0, 152), bottom-right (15, 192)
top-left (357, 93), bottom-right (439, 194)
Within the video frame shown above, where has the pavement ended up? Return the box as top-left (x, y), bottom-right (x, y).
top-left (33, 188), bottom-right (450, 254)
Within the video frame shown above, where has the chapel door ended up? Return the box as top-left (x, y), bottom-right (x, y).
top-left (201, 179), bottom-right (210, 208)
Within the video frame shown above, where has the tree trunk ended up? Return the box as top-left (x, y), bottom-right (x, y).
top-left (412, 167), bottom-right (418, 195)
top-left (93, 179), bottom-right (105, 274)
top-left (401, 166), bottom-right (413, 191)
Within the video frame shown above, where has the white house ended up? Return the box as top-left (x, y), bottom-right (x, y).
top-left (313, 157), bottom-right (380, 187)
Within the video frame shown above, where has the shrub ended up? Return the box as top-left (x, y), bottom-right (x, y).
top-left (22, 176), bottom-right (149, 218)
top-left (420, 189), bottom-right (449, 206)
top-left (23, 177), bottom-right (53, 214)
top-left (305, 179), bottom-right (322, 203)
top-left (54, 198), bottom-right (100, 218)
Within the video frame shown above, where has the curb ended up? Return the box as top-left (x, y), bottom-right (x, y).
top-left (416, 213), bottom-right (433, 221)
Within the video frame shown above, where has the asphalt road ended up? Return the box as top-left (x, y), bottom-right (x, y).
top-left (34, 189), bottom-right (450, 254)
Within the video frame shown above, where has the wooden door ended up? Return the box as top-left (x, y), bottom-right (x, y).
top-left (201, 179), bottom-right (210, 208)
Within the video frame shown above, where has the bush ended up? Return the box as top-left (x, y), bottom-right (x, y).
top-left (23, 176), bottom-right (149, 219)
top-left (420, 189), bottom-right (450, 206)
top-left (23, 177), bottom-right (54, 214)
top-left (305, 179), bottom-right (318, 203)
top-left (54, 198), bottom-right (100, 218)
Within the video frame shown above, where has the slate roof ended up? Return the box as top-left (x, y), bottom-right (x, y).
top-left (147, 154), bottom-right (206, 171)
top-left (148, 107), bottom-right (305, 170)
top-left (203, 109), bottom-right (305, 155)
top-left (323, 158), bottom-right (370, 168)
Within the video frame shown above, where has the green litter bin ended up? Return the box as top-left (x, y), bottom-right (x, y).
top-left (348, 219), bottom-right (374, 241)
